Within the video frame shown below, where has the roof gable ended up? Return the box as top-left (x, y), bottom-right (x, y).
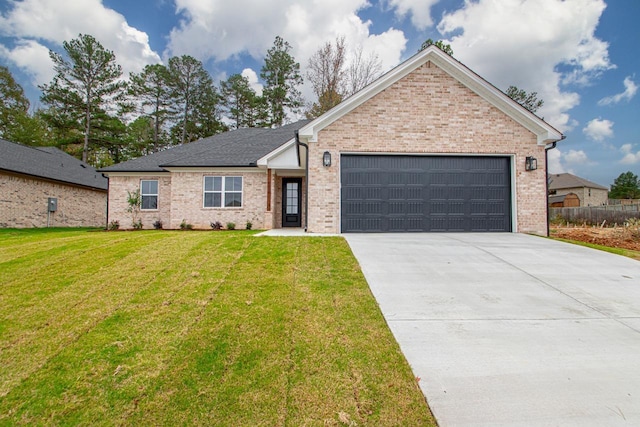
top-left (0, 139), bottom-right (107, 190)
top-left (298, 46), bottom-right (564, 146)
top-left (548, 173), bottom-right (608, 191)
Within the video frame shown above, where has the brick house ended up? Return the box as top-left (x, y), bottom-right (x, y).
top-left (0, 139), bottom-right (108, 228)
top-left (101, 46), bottom-right (563, 235)
top-left (548, 173), bottom-right (608, 207)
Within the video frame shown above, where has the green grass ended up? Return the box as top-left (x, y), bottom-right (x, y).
top-left (0, 229), bottom-right (434, 426)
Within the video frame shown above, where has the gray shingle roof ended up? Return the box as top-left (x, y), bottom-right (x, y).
top-left (548, 173), bottom-right (608, 191)
top-left (99, 120), bottom-right (310, 172)
top-left (0, 139), bottom-right (108, 190)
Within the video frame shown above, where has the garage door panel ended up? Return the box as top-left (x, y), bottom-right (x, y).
top-left (341, 155), bottom-right (511, 233)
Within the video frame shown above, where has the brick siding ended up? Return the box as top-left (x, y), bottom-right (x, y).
top-left (306, 61), bottom-right (548, 235)
top-left (0, 171), bottom-right (107, 228)
top-left (107, 171), bottom-right (268, 230)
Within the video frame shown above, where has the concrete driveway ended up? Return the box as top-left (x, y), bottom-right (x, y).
top-left (344, 233), bottom-right (640, 427)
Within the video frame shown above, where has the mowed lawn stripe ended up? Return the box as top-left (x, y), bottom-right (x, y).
top-left (0, 231), bottom-right (434, 426)
top-left (0, 231), bottom-right (228, 399)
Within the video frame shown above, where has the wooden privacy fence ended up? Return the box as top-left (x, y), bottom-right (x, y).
top-left (550, 205), bottom-right (640, 225)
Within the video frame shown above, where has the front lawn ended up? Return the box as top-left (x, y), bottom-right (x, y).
top-left (0, 229), bottom-right (434, 425)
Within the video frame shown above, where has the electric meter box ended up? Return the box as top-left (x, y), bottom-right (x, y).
top-left (48, 197), bottom-right (57, 212)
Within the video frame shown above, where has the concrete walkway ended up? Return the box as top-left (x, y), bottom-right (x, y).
top-left (344, 233), bottom-right (640, 427)
top-left (255, 228), bottom-right (339, 237)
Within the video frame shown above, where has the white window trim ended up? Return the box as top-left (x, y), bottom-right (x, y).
top-left (203, 176), bottom-right (243, 208)
top-left (140, 179), bottom-right (159, 211)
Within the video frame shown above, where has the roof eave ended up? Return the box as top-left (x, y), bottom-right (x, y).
top-left (0, 167), bottom-right (108, 191)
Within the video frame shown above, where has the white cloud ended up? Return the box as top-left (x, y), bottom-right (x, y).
top-left (387, 0), bottom-right (441, 30)
top-left (241, 68), bottom-right (263, 96)
top-left (564, 149), bottom-right (590, 164)
top-left (0, 0), bottom-right (160, 83)
top-left (166, 0), bottom-right (407, 105)
top-left (437, 0), bottom-right (612, 132)
top-left (598, 76), bottom-right (638, 106)
top-left (620, 143), bottom-right (640, 165)
top-left (548, 147), bottom-right (593, 174)
top-left (583, 118), bottom-right (614, 142)
top-left (0, 39), bottom-right (53, 85)
top-left (547, 148), bottom-right (564, 174)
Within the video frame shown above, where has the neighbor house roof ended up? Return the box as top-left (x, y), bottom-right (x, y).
top-left (0, 139), bottom-right (108, 190)
top-left (99, 120), bottom-right (310, 173)
top-left (548, 173), bottom-right (608, 191)
top-left (298, 45), bottom-right (564, 146)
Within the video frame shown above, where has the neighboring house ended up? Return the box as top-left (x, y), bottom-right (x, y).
top-left (549, 193), bottom-right (580, 208)
top-left (101, 46), bottom-right (563, 235)
top-left (548, 173), bottom-right (608, 207)
top-left (0, 139), bottom-right (108, 228)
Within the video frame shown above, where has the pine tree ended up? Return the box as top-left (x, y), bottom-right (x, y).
top-left (609, 171), bottom-right (640, 199)
top-left (260, 36), bottom-right (303, 127)
top-left (40, 34), bottom-right (126, 163)
top-left (167, 55), bottom-right (224, 144)
top-left (221, 74), bottom-right (268, 128)
top-left (129, 64), bottom-right (173, 152)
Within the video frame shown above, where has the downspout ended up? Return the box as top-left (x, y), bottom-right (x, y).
top-left (104, 173), bottom-right (109, 230)
top-left (295, 130), bottom-right (309, 232)
top-left (544, 137), bottom-right (564, 236)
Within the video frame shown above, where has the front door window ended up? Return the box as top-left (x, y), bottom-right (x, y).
top-left (282, 178), bottom-right (302, 227)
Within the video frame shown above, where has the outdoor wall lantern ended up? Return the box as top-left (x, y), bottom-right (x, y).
top-left (323, 151), bottom-right (332, 167)
top-left (525, 156), bottom-right (537, 171)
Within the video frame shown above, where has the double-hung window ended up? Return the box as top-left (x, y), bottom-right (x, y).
top-left (141, 180), bottom-right (158, 210)
top-left (204, 176), bottom-right (243, 208)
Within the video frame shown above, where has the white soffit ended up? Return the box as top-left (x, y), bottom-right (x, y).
top-left (257, 139), bottom-right (303, 169)
top-left (298, 46), bottom-right (563, 146)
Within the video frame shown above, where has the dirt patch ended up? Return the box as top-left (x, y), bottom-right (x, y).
top-left (551, 226), bottom-right (640, 252)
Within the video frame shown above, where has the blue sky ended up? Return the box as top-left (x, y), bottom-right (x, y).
top-left (0, 0), bottom-right (638, 188)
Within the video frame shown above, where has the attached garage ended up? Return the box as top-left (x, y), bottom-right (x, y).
top-left (298, 46), bottom-right (564, 236)
top-left (341, 155), bottom-right (512, 233)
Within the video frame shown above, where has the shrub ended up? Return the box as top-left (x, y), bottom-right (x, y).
top-left (108, 220), bottom-right (120, 231)
top-left (246, 221), bottom-right (253, 230)
top-left (226, 222), bottom-right (236, 230)
top-left (132, 219), bottom-right (143, 230)
top-left (210, 221), bottom-right (222, 230)
top-left (153, 220), bottom-right (163, 230)
top-left (126, 189), bottom-right (141, 227)
top-left (180, 219), bottom-right (193, 230)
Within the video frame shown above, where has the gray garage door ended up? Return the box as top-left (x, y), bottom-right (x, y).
top-left (341, 155), bottom-right (512, 232)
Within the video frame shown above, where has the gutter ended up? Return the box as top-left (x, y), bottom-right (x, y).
top-left (104, 174), bottom-right (109, 230)
top-left (295, 130), bottom-right (309, 232)
top-left (544, 136), bottom-right (565, 236)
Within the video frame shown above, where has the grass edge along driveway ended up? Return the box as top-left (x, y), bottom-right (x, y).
top-left (0, 229), bottom-right (434, 426)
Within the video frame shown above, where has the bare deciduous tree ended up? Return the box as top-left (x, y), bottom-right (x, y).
top-left (306, 36), bottom-right (383, 118)
top-left (306, 36), bottom-right (347, 118)
top-left (346, 45), bottom-right (382, 95)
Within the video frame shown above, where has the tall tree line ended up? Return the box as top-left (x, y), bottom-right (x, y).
top-left (1, 34), bottom-right (306, 167)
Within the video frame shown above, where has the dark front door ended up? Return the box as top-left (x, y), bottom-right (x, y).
top-left (282, 178), bottom-right (302, 227)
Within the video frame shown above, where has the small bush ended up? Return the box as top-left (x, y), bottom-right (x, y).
top-left (226, 222), bottom-right (236, 230)
top-left (153, 220), bottom-right (163, 230)
top-left (108, 220), bottom-right (120, 230)
top-left (180, 219), bottom-right (193, 230)
top-left (132, 219), bottom-right (143, 230)
top-left (210, 221), bottom-right (222, 230)
top-left (246, 221), bottom-right (253, 230)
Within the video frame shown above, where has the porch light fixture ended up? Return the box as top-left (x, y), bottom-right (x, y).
top-left (525, 156), bottom-right (537, 171)
top-left (323, 151), bottom-right (332, 167)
